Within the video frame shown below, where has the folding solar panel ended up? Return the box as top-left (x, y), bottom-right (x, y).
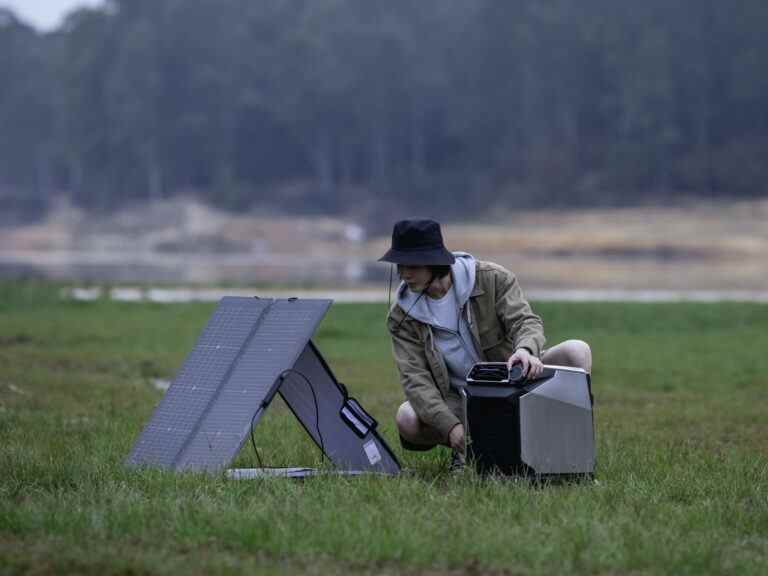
top-left (126, 297), bottom-right (400, 476)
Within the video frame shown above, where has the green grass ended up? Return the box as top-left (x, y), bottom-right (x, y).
top-left (1, 281), bottom-right (767, 575)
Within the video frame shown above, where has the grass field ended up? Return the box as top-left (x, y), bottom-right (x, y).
top-left (1, 282), bottom-right (767, 575)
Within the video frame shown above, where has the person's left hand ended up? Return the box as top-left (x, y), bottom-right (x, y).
top-left (448, 423), bottom-right (465, 453)
top-left (507, 348), bottom-right (544, 380)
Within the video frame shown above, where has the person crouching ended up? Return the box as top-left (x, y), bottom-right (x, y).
top-left (379, 218), bottom-right (591, 470)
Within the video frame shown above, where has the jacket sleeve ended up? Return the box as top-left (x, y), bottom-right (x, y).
top-left (494, 268), bottom-right (546, 357)
top-left (388, 318), bottom-right (461, 441)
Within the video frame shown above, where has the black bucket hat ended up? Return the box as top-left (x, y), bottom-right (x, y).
top-left (378, 219), bottom-right (455, 266)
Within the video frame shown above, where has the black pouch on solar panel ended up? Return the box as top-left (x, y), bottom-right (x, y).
top-left (340, 395), bottom-right (377, 438)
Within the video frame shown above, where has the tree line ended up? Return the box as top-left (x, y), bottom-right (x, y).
top-left (1, 0), bottom-right (767, 223)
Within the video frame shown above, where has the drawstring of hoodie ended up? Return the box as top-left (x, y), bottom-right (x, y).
top-left (392, 271), bottom-right (436, 333)
top-left (426, 325), bottom-right (438, 355)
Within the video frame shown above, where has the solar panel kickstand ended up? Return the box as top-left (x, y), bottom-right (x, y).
top-left (125, 296), bottom-right (401, 478)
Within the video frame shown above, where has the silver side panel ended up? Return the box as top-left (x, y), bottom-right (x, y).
top-left (519, 370), bottom-right (595, 474)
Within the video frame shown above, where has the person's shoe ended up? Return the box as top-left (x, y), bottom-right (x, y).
top-left (449, 450), bottom-right (467, 472)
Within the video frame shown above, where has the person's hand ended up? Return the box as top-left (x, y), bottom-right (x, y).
top-left (448, 423), bottom-right (465, 452)
top-left (507, 348), bottom-right (544, 380)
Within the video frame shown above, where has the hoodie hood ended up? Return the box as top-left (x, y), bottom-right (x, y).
top-left (396, 252), bottom-right (476, 327)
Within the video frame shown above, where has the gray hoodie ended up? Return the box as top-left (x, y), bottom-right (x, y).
top-left (395, 252), bottom-right (481, 391)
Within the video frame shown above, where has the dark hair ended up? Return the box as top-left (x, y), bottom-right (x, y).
top-left (428, 265), bottom-right (452, 279)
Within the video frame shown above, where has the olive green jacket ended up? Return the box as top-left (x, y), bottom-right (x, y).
top-left (387, 260), bottom-right (545, 440)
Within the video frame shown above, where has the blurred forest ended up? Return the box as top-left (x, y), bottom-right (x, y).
top-left (1, 0), bottom-right (767, 225)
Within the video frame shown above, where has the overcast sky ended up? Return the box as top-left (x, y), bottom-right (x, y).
top-left (2, 0), bottom-right (102, 30)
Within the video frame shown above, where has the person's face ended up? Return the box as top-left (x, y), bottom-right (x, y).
top-left (397, 264), bottom-right (432, 292)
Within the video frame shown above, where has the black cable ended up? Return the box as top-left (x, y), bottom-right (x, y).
top-left (248, 368), bottom-right (326, 468)
top-left (393, 271), bottom-right (436, 333)
top-left (280, 368), bottom-right (326, 461)
top-left (249, 409), bottom-right (264, 468)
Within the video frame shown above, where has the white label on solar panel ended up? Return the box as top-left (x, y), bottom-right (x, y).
top-left (341, 405), bottom-right (368, 436)
top-left (363, 440), bottom-right (381, 465)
